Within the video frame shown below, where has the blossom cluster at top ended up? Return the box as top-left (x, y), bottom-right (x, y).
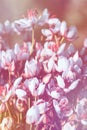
top-left (0, 9), bottom-right (87, 130)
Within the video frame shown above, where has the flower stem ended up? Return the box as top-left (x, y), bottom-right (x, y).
top-left (28, 97), bottom-right (30, 109)
top-left (5, 102), bottom-right (12, 117)
top-left (60, 36), bottom-right (64, 44)
top-left (30, 124), bottom-right (32, 130)
top-left (8, 71), bottom-right (11, 86)
top-left (19, 112), bottom-right (22, 122)
top-left (30, 28), bottom-right (35, 54)
top-left (0, 113), bottom-right (2, 123)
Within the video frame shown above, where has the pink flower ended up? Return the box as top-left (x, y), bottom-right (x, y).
top-left (42, 73), bottom-right (52, 84)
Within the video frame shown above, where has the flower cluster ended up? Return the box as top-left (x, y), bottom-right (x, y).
top-left (0, 9), bottom-right (87, 130)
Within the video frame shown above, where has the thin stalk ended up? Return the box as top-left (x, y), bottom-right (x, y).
top-left (5, 102), bottom-right (12, 117)
top-left (60, 36), bottom-right (64, 44)
top-left (19, 112), bottom-right (22, 122)
top-left (30, 124), bottom-right (32, 130)
top-left (18, 112), bottom-right (20, 124)
top-left (30, 28), bottom-right (35, 54)
top-left (28, 97), bottom-right (30, 109)
top-left (35, 96), bottom-right (37, 103)
top-left (0, 113), bottom-right (2, 123)
top-left (8, 71), bottom-right (11, 87)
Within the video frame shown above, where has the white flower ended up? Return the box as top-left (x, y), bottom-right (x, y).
top-left (42, 73), bottom-right (52, 84)
top-left (51, 90), bottom-right (60, 99)
top-left (48, 18), bottom-right (60, 33)
top-left (24, 59), bottom-right (38, 78)
top-left (62, 122), bottom-right (76, 130)
top-left (25, 78), bottom-right (45, 96)
top-left (15, 89), bottom-right (27, 98)
top-left (56, 75), bottom-right (65, 89)
top-left (84, 38), bottom-right (87, 48)
top-left (60, 21), bottom-right (67, 36)
top-left (57, 56), bottom-right (69, 72)
top-left (41, 29), bottom-right (53, 40)
top-left (14, 43), bottom-right (20, 55)
top-left (57, 43), bottom-right (66, 55)
top-left (1, 117), bottom-right (14, 130)
top-left (36, 99), bottom-right (48, 114)
top-left (1, 49), bottom-right (16, 69)
top-left (13, 77), bottom-right (22, 89)
top-left (67, 26), bottom-right (77, 40)
top-left (73, 51), bottom-right (83, 67)
top-left (53, 99), bottom-right (61, 115)
top-left (26, 105), bottom-right (40, 124)
top-left (43, 56), bottom-right (55, 73)
top-left (64, 79), bottom-right (80, 93)
top-left (38, 8), bottom-right (49, 26)
top-left (37, 82), bottom-right (45, 96)
top-left (67, 43), bottom-right (76, 55)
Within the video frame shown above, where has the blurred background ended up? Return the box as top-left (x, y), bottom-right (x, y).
top-left (0, 0), bottom-right (87, 48)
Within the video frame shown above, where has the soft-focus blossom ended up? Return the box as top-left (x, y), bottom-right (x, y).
top-left (53, 97), bottom-right (73, 119)
top-left (26, 105), bottom-right (40, 124)
top-left (84, 38), bottom-right (87, 48)
top-left (1, 49), bottom-right (16, 70)
top-left (66, 26), bottom-right (77, 41)
top-left (62, 122), bottom-right (76, 130)
top-left (24, 78), bottom-right (45, 96)
top-left (38, 8), bottom-right (49, 26)
top-left (0, 117), bottom-right (14, 130)
top-left (36, 99), bottom-right (49, 114)
top-left (56, 75), bottom-right (65, 89)
top-left (57, 56), bottom-right (69, 72)
top-left (14, 42), bottom-right (31, 60)
top-left (0, 102), bottom-right (6, 113)
top-left (48, 18), bottom-right (61, 33)
top-left (75, 97), bottom-right (87, 125)
top-left (24, 59), bottom-right (40, 78)
top-left (60, 21), bottom-right (67, 36)
top-left (15, 88), bottom-right (27, 99)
